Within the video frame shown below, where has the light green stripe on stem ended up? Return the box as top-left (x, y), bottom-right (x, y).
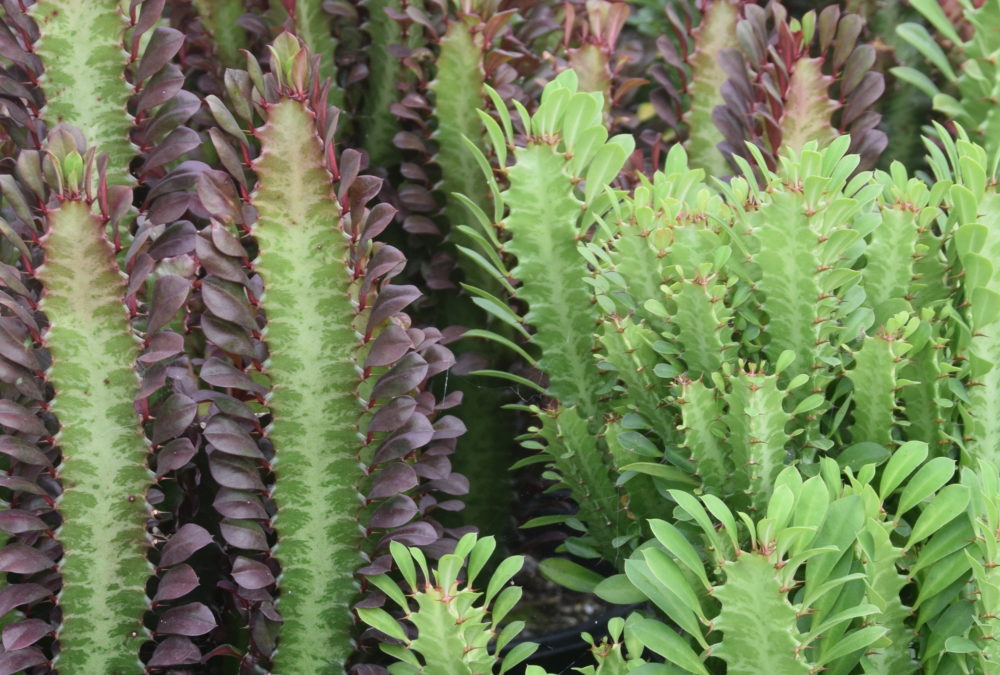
top-left (30, 0), bottom-right (136, 185)
top-left (361, 0), bottom-right (407, 166)
top-left (39, 200), bottom-right (150, 673)
top-left (504, 145), bottom-right (600, 417)
top-left (685, 0), bottom-right (738, 176)
top-left (251, 100), bottom-right (364, 673)
top-left (192, 0), bottom-right (248, 67)
top-left (847, 333), bottom-right (899, 448)
top-left (430, 22), bottom-right (489, 252)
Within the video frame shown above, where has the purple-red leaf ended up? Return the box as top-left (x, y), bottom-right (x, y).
top-left (431, 415), bottom-right (466, 440)
top-left (366, 286), bottom-right (421, 332)
top-left (137, 27), bottom-right (184, 82)
top-left (204, 417), bottom-right (263, 459)
top-left (0, 437), bottom-right (50, 466)
top-left (0, 584), bottom-right (50, 616)
top-left (365, 245), bottom-right (407, 286)
top-left (402, 215), bottom-right (441, 236)
top-left (0, 544), bottom-right (51, 574)
top-left (359, 203), bottom-right (395, 246)
top-left (368, 462), bottom-right (418, 500)
top-left (370, 353), bottom-right (428, 400)
top-left (201, 315), bottom-right (256, 358)
top-left (2, 619), bottom-right (51, 651)
top-left (0, 401), bottom-right (45, 437)
top-left (148, 275), bottom-right (191, 334)
top-left (139, 331), bottom-right (184, 364)
top-left (142, 126), bottom-right (200, 175)
top-left (159, 524), bottom-right (214, 567)
top-left (220, 519), bottom-right (268, 551)
top-left (369, 495), bottom-right (418, 529)
top-left (208, 453), bottom-right (265, 491)
top-left (148, 636), bottom-right (202, 667)
top-left (196, 170), bottom-right (242, 225)
top-left (214, 489), bottom-right (268, 519)
top-left (156, 438), bottom-right (197, 476)
top-left (147, 220), bottom-right (196, 260)
top-left (373, 414), bottom-right (435, 464)
top-left (0, 647), bottom-right (47, 675)
top-left (231, 556), bottom-right (275, 590)
top-left (152, 393), bottom-right (197, 444)
top-left (153, 564), bottom-right (199, 603)
top-left (364, 325), bottom-right (412, 369)
top-left (368, 396), bottom-right (416, 433)
top-left (379, 521), bottom-right (438, 548)
top-left (0, 510), bottom-right (47, 534)
top-left (201, 277), bottom-right (256, 331)
top-left (201, 357), bottom-right (267, 393)
top-left (157, 603), bottom-right (217, 636)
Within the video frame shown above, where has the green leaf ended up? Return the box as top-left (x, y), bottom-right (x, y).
top-left (358, 607), bottom-right (409, 642)
top-left (836, 442), bottom-right (890, 472)
top-left (618, 463), bottom-right (698, 486)
top-left (538, 558), bottom-right (603, 593)
top-left (895, 456), bottom-right (956, 517)
top-left (890, 66), bottom-right (941, 100)
top-left (907, 484), bottom-right (970, 547)
top-left (879, 440), bottom-right (929, 499)
top-left (908, 0), bottom-right (963, 45)
top-left (641, 548), bottom-right (706, 620)
top-left (594, 574), bottom-right (647, 604)
top-left (815, 625), bottom-right (888, 666)
top-left (628, 618), bottom-right (710, 674)
top-left (486, 555), bottom-right (526, 605)
top-left (895, 23), bottom-right (957, 83)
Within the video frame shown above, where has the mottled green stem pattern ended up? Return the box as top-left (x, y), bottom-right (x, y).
top-left (40, 200), bottom-right (151, 673)
top-left (252, 100), bottom-right (365, 672)
top-left (30, 0), bottom-right (135, 184)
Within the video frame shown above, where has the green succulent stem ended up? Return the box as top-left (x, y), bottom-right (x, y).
top-left (40, 199), bottom-right (151, 673)
top-left (251, 99), bottom-right (366, 672)
top-left (192, 0), bottom-right (249, 66)
top-left (684, 0), bottom-right (739, 176)
top-left (30, 0), bottom-right (135, 185)
top-left (361, 0), bottom-right (408, 166)
top-left (504, 144), bottom-right (601, 416)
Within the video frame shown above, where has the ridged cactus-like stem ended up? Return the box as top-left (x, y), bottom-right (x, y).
top-left (252, 98), bottom-right (366, 671)
top-left (196, 34), bottom-right (467, 670)
top-left (40, 194), bottom-right (151, 671)
top-left (684, 0), bottom-right (739, 176)
top-left (29, 0), bottom-right (135, 184)
top-left (191, 0), bottom-right (249, 66)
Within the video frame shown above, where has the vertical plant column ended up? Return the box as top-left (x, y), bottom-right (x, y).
top-left (652, 0), bottom-right (741, 175)
top-left (713, 3), bottom-right (887, 172)
top-left (203, 34), bottom-right (466, 671)
top-left (359, 0), bottom-right (412, 166)
top-left (459, 72), bottom-right (636, 566)
top-left (947, 137), bottom-right (1000, 468)
top-left (733, 141), bottom-right (872, 449)
top-left (266, 0), bottom-right (341, 98)
top-left (29, 0), bottom-right (135, 184)
top-left (490, 71), bottom-right (631, 416)
top-left (254, 97), bottom-right (363, 671)
top-left (845, 314), bottom-right (915, 448)
top-left (428, 13), bottom-right (489, 261)
top-left (721, 364), bottom-right (793, 513)
top-left (3, 1), bottom-right (206, 669)
top-left (191, 0), bottom-right (250, 67)
top-left (37, 138), bottom-right (152, 672)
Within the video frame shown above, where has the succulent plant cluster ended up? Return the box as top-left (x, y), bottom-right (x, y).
top-left (0, 0), bottom-right (999, 673)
